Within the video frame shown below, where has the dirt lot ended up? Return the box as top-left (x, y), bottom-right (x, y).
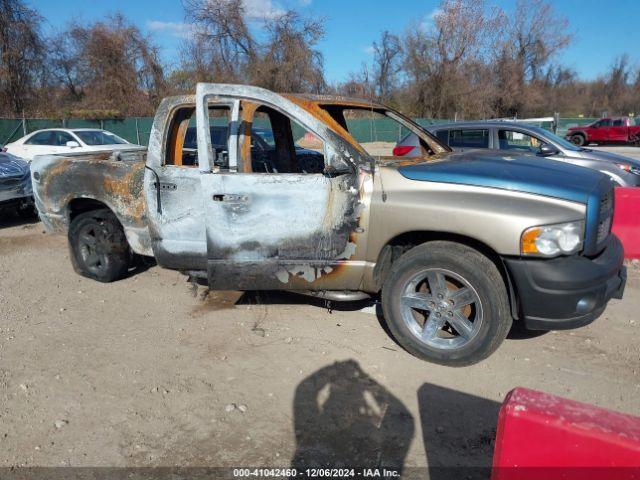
top-left (1, 210), bottom-right (639, 475)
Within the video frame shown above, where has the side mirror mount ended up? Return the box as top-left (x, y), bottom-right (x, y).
top-left (66, 141), bottom-right (80, 148)
top-left (539, 143), bottom-right (560, 156)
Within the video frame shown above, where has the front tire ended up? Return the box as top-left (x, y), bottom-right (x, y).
top-left (570, 134), bottom-right (586, 146)
top-left (68, 209), bottom-right (130, 282)
top-left (381, 241), bottom-right (512, 366)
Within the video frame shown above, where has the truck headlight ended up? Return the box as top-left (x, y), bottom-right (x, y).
top-left (521, 221), bottom-right (584, 257)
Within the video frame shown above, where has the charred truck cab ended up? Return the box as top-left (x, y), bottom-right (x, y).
top-left (31, 84), bottom-right (626, 366)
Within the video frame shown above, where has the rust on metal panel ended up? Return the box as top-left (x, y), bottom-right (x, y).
top-left (204, 166), bottom-right (371, 290)
top-left (285, 93), bottom-right (387, 110)
top-left (240, 101), bottom-right (259, 173)
top-left (284, 95), bottom-right (367, 153)
top-left (37, 151), bottom-right (150, 252)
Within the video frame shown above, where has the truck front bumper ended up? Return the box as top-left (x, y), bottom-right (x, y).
top-left (503, 235), bottom-right (626, 330)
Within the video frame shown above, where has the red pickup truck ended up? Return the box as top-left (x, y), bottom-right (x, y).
top-left (566, 117), bottom-right (640, 146)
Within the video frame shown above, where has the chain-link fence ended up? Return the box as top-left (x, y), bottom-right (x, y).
top-left (0, 118), bottom-right (155, 147)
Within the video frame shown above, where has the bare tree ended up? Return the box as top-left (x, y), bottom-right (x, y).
top-left (494, 0), bottom-right (572, 115)
top-left (181, 0), bottom-right (325, 93)
top-left (182, 0), bottom-right (256, 83)
top-left (49, 31), bottom-right (86, 102)
top-left (335, 65), bottom-right (374, 99)
top-left (372, 31), bottom-right (402, 102)
top-left (252, 11), bottom-right (325, 93)
top-left (402, 0), bottom-right (504, 118)
top-left (0, 0), bottom-right (636, 120)
top-left (0, 0), bottom-right (45, 115)
top-left (51, 14), bottom-right (166, 116)
top-left (508, 0), bottom-right (572, 83)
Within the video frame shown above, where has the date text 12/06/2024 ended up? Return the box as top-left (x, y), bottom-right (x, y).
top-left (233, 468), bottom-right (401, 477)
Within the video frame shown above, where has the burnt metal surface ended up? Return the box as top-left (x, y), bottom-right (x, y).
top-left (31, 149), bottom-right (152, 255)
top-left (190, 84), bottom-right (375, 291)
top-left (202, 171), bottom-right (371, 290)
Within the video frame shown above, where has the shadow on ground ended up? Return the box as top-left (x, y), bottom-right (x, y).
top-left (290, 359), bottom-right (414, 472)
top-left (288, 361), bottom-right (502, 478)
top-left (418, 383), bottom-right (501, 479)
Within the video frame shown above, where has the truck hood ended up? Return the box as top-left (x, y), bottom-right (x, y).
top-left (397, 151), bottom-right (608, 204)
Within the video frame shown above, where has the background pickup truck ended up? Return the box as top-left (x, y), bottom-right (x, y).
top-left (31, 84), bottom-right (626, 366)
top-left (566, 117), bottom-right (640, 146)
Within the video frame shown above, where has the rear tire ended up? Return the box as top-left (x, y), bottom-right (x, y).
top-left (381, 241), bottom-right (512, 366)
top-left (68, 209), bottom-right (130, 282)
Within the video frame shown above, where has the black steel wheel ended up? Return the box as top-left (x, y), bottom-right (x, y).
top-left (68, 209), bottom-right (130, 282)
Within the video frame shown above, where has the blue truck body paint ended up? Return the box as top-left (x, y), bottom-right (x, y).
top-left (398, 151), bottom-right (606, 204)
top-left (398, 151), bottom-right (612, 255)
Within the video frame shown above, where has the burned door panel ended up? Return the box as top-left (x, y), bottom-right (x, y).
top-left (194, 84), bottom-right (372, 291)
top-left (201, 172), bottom-right (363, 290)
top-left (144, 166), bottom-right (207, 270)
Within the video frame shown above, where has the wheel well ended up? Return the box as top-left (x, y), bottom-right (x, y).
top-left (373, 231), bottom-right (520, 320)
top-left (68, 198), bottom-right (112, 221)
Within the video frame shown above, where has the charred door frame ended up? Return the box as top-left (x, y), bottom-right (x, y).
top-left (144, 95), bottom-right (213, 270)
top-left (194, 83), bottom-right (373, 291)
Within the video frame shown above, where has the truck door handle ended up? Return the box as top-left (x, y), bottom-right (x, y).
top-left (213, 194), bottom-right (248, 202)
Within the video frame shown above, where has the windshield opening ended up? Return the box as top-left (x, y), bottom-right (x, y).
top-left (74, 130), bottom-right (128, 146)
top-left (527, 125), bottom-right (581, 152)
top-left (318, 105), bottom-right (448, 158)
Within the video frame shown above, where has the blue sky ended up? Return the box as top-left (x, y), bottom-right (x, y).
top-left (33, 0), bottom-right (640, 84)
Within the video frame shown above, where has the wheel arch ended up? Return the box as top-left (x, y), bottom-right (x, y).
top-left (67, 197), bottom-right (114, 222)
top-left (66, 196), bottom-right (152, 257)
top-left (570, 131), bottom-right (587, 141)
top-left (372, 230), bottom-right (520, 320)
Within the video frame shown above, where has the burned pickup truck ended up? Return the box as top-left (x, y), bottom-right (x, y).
top-left (31, 84), bottom-right (626, 366)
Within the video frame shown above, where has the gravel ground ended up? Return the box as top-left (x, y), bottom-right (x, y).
top-left (1, 210), bottom-right (639, 473)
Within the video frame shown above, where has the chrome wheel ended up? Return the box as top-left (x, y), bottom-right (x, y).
top-left (400, 268), bottom-right (483, 350)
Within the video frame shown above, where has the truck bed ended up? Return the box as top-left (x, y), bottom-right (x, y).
top-left (30, 149), bottom-right (153, 255)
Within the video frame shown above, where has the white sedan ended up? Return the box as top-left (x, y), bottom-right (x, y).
top-left (5, 128), bottom-right (144, 161)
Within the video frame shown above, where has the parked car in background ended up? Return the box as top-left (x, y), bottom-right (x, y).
top-left (182, 126), bottom-right (325, 173)
top-left (0, 151), bottom-right (34, 217)
top-left (566, 117), bottom-right (640, 146)
top-left (394, 121), bottom-right (640, 186)
top-left (4, 128), bottom-right (143, 161)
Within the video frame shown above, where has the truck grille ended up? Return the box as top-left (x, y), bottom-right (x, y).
top-left (596, 189), bottom-right (614, 245)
